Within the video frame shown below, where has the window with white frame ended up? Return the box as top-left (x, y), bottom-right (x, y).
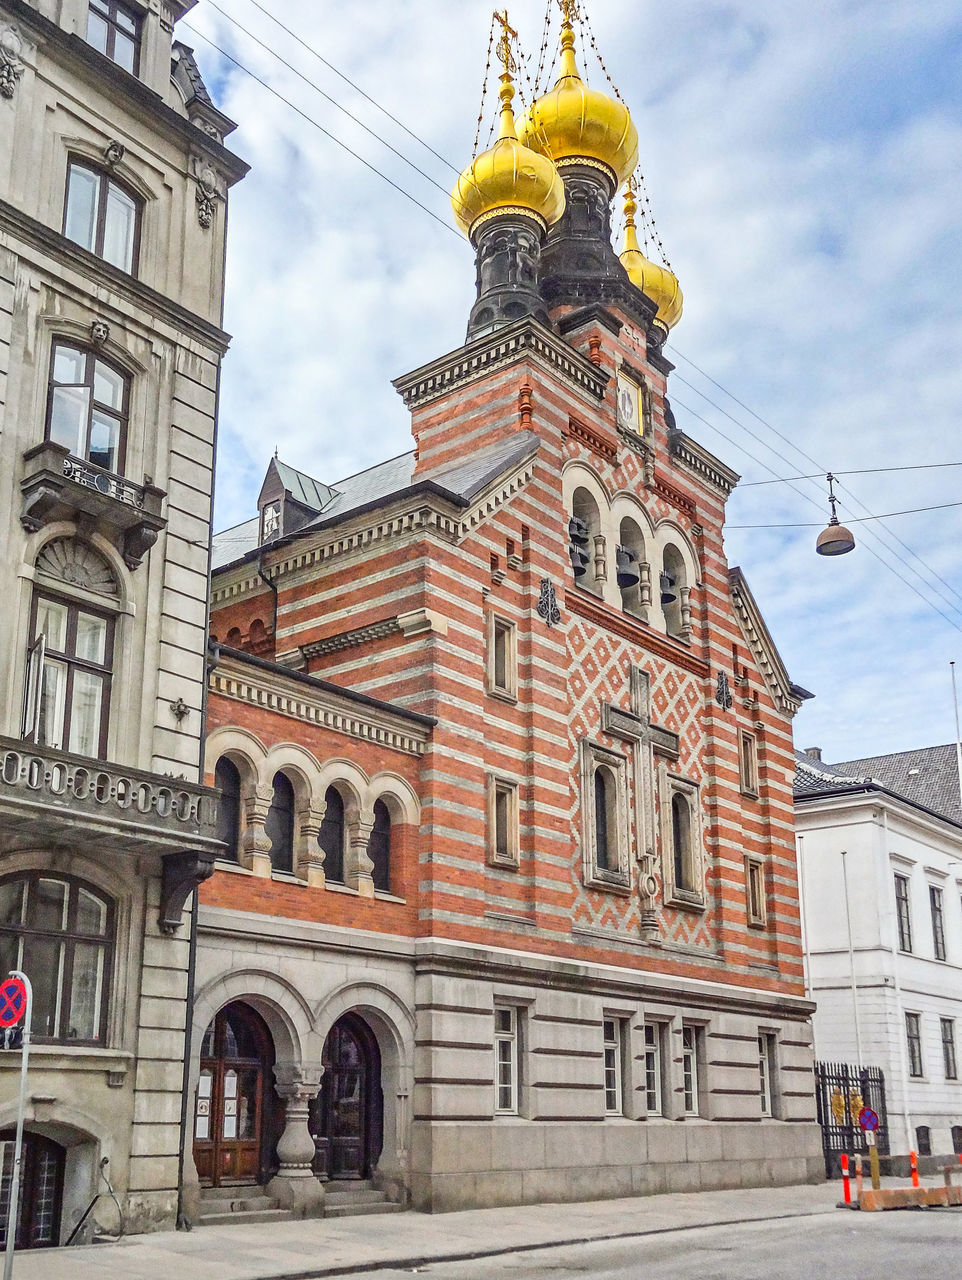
top-left (905, 1012), bottom-right (923, 1078)
top-left (894, 873), bottom-right (912, 952)
top-left (64, 161), bottom-right (141, 274)
top-left (663, 776), bottom-right (703, 907)
top-left (487, 615), bottom-right (517, 700)
top-left (941, 1017), bottom-right (957, 1081)
top-left (758, 1033), bottom-right (777, 1116)
top-left (26, 591), bottom-right (115, 759)
top-left (738, 728), bottom-right (758, 797)
top-left (494, 1005), bottom-right (520, 1114)
top-left (579, 742), bottom-right (631, 891)
top-left (745, 856), bottom-right (766, 927)
top-left (603, 1018), bottom-right (624, 1115)
top-left (643, 1023), bottom-right (663, 1115)
top-left (682, 1025), bottom-right (701, 1115)
top-left (929, 885), bottom-right (946, 961)
top-left (488, 776), bottom-right (519, 869)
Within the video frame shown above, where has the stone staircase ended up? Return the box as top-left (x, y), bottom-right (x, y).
top-left (196, 1184), bottom-right (294, 1227)
top-left (196, 1179), bottom-right (402, 1226)
top-left (323, 1179), bottom-right (403, 1218)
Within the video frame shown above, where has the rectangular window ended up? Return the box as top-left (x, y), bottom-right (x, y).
top-left (47, 340), bottom-right (130, 474)
top-left (494, 1006), bottom-right (520, 1114)
top-left (64, 161), bottom-right (141, 274)
top-left (643, 1023), bottom-right (662, 1115)
top-left (28, 593), bottom-right (114, 759)
top-left (603, 1019), bottom-right (623, 1114)
top-left (487, 616), bottom-right (517, 700)
top-left (682, 1025), bottom-right (700, 1115)
top-left (929, 885), bottom-right (946, 961)
top-left (738, 729), bottom-right (758, 796)
top-left (86, 0), bottom-right (141, 75)
top-left (758, 1033), bottom-right (777, 1116)
top-left (941, 1018), bottom-right (958, 1080)
top-left (745, 857), bottom-right (766, 927)
top-left (664, 775), bottom-right (703, 907)
top-left (906, 1012), bottom-right (923, 1078)
top-left (894, 873), bottom-right (912, 952)
top-left (487, 776), bottom-right (519, 869)
top-left (580, 741), bottom-right (631, 891)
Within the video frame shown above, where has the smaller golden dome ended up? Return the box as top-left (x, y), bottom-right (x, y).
top-left (619, 186), bottom-right (683, 332)
top-left (518, 17), bottom-right (638, 187)
top-left (451, 71), bottom-right (565, 241)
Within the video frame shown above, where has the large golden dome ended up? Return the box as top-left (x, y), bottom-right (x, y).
top-left (518, 18), bottom-right (638, 187)
top-left (452, 71), bottom-right (565, 241)
top-left (619, 186), bottom-right (683, 332)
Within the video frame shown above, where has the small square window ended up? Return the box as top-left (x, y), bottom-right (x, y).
top-left (487, 615), bottom-right (517, 701)
top-left (745, 857), bottom-right (766, 927)
top-left (738, 729), bottom-right (758, 797)
top-left (487, 776), bottom-right (519, 869)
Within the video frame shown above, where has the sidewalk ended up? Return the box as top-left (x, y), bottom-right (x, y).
top-left (7, 1178), bottom-right (878, 1280)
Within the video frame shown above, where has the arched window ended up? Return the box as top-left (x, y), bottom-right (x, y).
top-left (662, 544), bottom-right (687, 639)
top-left (265, 772), bottom-right (295, 874)
top-left (214, 757), bottom-right (241, 861)
top-left (672, 792), bottom-right (693, 891)
top-left (367, 799), bottom-right (392, 893)
top-left (617, 517), bottom-right (646, 618)
top-left (46, 340), bottom-right (130, 474)
top-left (64, 158), bottom-right (141, 272)
top-left (570, 487), bottom-right (603, 593)
top-left (0, 874), bottom-right (112, 1044)
top-left (318, 786), bottom-right (345, 884)
top-left (594, 768), bottom-right (613, 872)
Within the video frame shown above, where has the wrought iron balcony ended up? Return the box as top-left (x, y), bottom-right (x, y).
top-left (20, 441), bottom-right (166, 569)
top-left (0, 736), bottom-right (222, 932)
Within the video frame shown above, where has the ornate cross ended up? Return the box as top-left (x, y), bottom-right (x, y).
top-left (494, 10), bottom-right (518, 73)
top-left (558, 0), bottom-right (580, 25)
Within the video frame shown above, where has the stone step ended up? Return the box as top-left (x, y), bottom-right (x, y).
top-left (325, 1179), bottom-right (373, 1193)
top-left (200, 1184), bottom-right (274, 1202)
top-left (324, 1188), bottom-right (390, 1206)
top-left (200, 1195), bottom-right (280, 1215)
top-left (324, 1201), bottom-right (404, 1218)
top-left (197, 1207), bottom-right (293, 1227)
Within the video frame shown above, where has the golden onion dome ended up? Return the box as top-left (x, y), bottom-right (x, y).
top-left (517, 17), bottom-right (638, 187)
top-left (619, 186), bottom-right (683, 332)
top-left (451, 70), bottom-right (565, 241)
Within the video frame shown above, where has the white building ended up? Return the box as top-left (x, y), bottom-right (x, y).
top-left (795, 745), bottom-right (962, 1159)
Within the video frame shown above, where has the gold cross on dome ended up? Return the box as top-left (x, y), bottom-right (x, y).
top-left (494, 9), bottom-right (518, 73)
top-left (558, 0), bottom-right (580, 26)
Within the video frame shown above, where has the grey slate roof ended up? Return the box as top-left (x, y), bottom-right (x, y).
top-left (211, 431), bottom-right (540, 573)
top-left (794, 744), bottom-right (962, 826)
top-left (171, 42), bottom-right (213, 106)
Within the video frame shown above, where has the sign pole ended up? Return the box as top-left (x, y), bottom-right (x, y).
top-left (3, 970), bottom-right (31, 1280)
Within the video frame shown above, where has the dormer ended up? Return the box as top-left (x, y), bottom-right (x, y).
top-left (257, 457), bottom-right (337, 546)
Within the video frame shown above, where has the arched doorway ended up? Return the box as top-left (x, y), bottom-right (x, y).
top-left (311, 1014), bottom-right (383, 1180)
top-left (0, 1131), bottom-right (65, 1248)
top-left (193, 1002), bottom-right (276, 1187)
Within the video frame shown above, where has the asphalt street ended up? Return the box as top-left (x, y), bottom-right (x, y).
top-left (362, 1211), bottom-right (962, 1280)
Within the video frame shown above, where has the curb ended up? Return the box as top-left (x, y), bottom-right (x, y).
top-left (251, 1206), bottom-right (837, 1280)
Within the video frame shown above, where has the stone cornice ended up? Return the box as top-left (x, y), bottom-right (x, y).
top-left (669, 429), bottom-right (740, 497)
top-left (652, 473), bottom-right (697, 519)
top-left (563, 414), bottom-right (619, 464)
top-left (210, 653), bottom-right (433, 756)
top-left (729, 567), bottom-right (811, 717)
top-left (393, 316), bottom-right (609, 409)
top-left (565, 589), bottom-right (710, 679)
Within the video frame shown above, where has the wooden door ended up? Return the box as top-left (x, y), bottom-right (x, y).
top-left (193, 1002), bottom-right (273, 1186)
top-left (311, 1014), bottom-right (382, 1180)
top-left (0, 1131), bottom-right (64, 1249)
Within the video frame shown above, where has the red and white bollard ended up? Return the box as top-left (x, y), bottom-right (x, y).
top-left (910, 1150), bottom-right (919, 1188)
top-left (841, 1152), bottom-right (851, 1204)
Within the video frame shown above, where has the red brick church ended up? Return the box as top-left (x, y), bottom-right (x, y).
top-left (187, 6), bottom-right (821, 1220)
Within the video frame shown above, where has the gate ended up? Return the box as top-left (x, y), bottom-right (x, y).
top-left (814, 1061), bottom-right (889, 1178)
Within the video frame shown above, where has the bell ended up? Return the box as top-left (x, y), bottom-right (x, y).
top-left (660, 570), bottom-right (676, 604)
top-left (616, 546), bottom-right (640, 589)
top-left (569, 544), bottom-right (590, 577)
top-left (568, 516), bottom-right (589, 545)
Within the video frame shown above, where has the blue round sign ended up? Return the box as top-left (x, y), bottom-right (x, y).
top-left (0, 977), bottom-right (26, 1028)
top-left (858, 1107), bottom-right (880, 1132)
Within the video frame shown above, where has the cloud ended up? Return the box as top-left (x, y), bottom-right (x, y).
top-left (185, 0), bottom-right (962, 759)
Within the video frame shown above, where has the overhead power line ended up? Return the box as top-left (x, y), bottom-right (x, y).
top-left (740, 461), bottom-right (962, 485)
top-left (728, 500), bottom-right (962, 529)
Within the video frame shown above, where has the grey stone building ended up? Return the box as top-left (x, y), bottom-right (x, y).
top-left (0, 0), bottom-right (244, 1248)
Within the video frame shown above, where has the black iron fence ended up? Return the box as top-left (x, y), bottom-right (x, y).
top-left (814, 1060), bottom-right (889, 1178)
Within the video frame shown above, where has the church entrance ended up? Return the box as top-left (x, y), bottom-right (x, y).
top-left (0, 1130), bottom-right (65, 1249)
top-left (311, 1014), bottom-right (383, 1180)
top-left (193, 1002), bottom-right (275, 1187)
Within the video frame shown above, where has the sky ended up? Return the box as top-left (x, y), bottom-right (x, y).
top-left (181, 0), bottom-right (962, 763)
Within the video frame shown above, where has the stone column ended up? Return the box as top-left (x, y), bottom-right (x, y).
top-left (593, 533), bottom-right (607, 586)
top-left (679, 586), bottom-right (693, 642)
top-left (241, 786), bottom-right (273, 877)
top-left (296, 804), bottom-right (327, 886)
top-left (347, 809), bottom-right (376, 898)
top-left (267, 1063), bottom-right (325, 1217)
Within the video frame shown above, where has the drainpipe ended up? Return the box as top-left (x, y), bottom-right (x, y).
top-left (795, 833), bottom-right (812, 1002)
top-left (840, 849), bottom-right (864, 1068)
top-left (879, 808), bottom-right (914, 1153)
top-left (258, 554), bottom-right (279, 652)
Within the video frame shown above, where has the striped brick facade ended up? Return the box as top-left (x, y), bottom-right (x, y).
top-left (196, 289), bottom-right (822, 1211)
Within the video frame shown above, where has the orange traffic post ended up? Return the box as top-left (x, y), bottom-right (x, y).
top-left (910, 1150), bottom-right (919, 1187)
top-left (841, 1153), bottom-right (851, 1204)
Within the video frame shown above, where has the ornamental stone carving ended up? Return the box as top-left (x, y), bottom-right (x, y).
top-left (0, 27), bottom-right (25, 100)
top-left (192, 156), bottom-right (223, 230)
top-left (36, 537), bottom-right (119, 598)
top-left (103, 140), bottom-right (125, 167)
top-left (90, 318), bottom-right (110, 347)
